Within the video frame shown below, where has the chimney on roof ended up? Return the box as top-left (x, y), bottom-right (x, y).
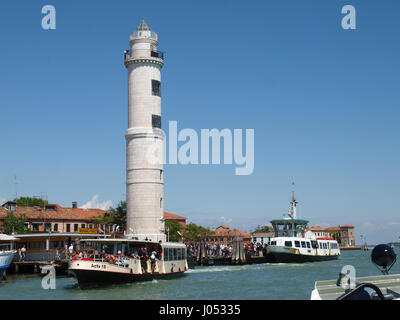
top-left (72, 201), bottom-right (78, 209)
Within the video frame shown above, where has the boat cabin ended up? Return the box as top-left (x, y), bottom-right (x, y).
top-left (270, 218), bottom-right (309, 238)
top-left (79, 238), bottom-right (187, 262)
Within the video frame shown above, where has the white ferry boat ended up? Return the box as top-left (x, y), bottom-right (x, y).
top-left (267, 189), bottom-right (340, 263)
top-left (0, 234), bottom-right (17, 278)
top-left (68, 238), bottom-right (187, 287)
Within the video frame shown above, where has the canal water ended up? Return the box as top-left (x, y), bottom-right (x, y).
top-left (1, 249), bottom-right (399, 300)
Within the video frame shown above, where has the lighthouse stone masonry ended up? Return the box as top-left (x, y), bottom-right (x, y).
top-left (124, 20), bottom-right (165, 242)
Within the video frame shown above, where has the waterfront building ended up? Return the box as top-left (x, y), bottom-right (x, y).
top-left (124, 20), bottom-right (165, 242)
top-left (208, 226), bottom-right (251, 244)
top-left (308, 226), bottom-right (330, 238)
top-left (164, 212), bottom-right (187, 228)
top-left (308, 225), bottom-right (355, 247)
top-left (0, 201), bottom-right (104, 233)
top-left (0, 200), bottom-right (185, 236)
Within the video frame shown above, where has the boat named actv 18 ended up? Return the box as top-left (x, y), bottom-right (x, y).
top-left (68, 239), bottom-right (187, 287)
top-left (267, 187), bottom-right (340, 263)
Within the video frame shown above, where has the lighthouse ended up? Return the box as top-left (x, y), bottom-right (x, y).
top-left (124, 20), bottom-right (165, 242)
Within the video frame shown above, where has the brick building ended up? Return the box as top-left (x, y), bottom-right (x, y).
top-left (0, 200), bottom-right (186, 235)
top-left (308, 225), bottom-right (355, 247)
top-left (163, 212), bottom-right (187, 228)
top-left (208, 225), bottom-right (251, 244)
top-left (0, 201), bottom-right (105, 233)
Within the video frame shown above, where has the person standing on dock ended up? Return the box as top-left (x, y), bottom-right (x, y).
top-left (68, 244), bottom-right (74, 257)
top-left (21, 245), bottom-right (26, 262)
top-left (17, 247), bottom-right (22, 261)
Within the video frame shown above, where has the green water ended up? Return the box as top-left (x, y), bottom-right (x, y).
top-left (1, 249), bottom-right (399, 300)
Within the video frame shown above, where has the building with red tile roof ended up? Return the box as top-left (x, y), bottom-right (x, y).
top-left (0, 200), bottom-right (187, 235)
top-left (208, 226), bottom-right (251, 244)
top-left (0, 201), bottom-right (106, 233)
top-left (308, 224), bottom-right (355, 247)
top-left (163, 212), bottom-right (186, 228)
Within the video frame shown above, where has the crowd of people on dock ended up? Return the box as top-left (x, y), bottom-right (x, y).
top-left (185, 241), bottom-right (269, 259)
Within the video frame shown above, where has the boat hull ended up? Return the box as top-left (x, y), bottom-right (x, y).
top-left (0, 251), bottom-right (16, 277)
top-left (68, 268), bottom-right (185, 288)
top-left (267, 252), bottom-right (339, 263)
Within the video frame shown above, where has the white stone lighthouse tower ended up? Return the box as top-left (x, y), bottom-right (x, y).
top-left (124, 20), bottom-right (165, 242)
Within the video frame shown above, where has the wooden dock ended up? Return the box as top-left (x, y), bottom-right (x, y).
top-left (339, 246), bottom-right (361, 250)
top-left (194, 236), bottom-right (270, 266)
top-left (9, 259), bottom-right (70, 274)
top-left (197, 255), bottom-right (269, 266)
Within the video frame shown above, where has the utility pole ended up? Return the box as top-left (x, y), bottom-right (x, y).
top-left (14, 175), bottom-right (18, 201)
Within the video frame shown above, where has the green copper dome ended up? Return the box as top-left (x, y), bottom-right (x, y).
top-left (137, 19), bottom-right (150, 31)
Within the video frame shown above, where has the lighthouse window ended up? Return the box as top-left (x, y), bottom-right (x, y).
top-left (152, 114), bottom-right (161, 129)
top-left (152, 80), bottom-right (161, 97)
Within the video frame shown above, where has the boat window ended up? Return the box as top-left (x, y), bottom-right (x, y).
top-left (306, 242), bottom-right (311, 248)
top-left (163, 248), bottom-right (168, 261)
top-left (173, 248), bottom-right (178, 260)
top-left (270, 241), bottom-right (277, 246)
top-left (301, 241), bottom-right (306, 248)
top-left (294, 241), bottom-right (300, 248)
top-left (284, 241), bottom-right (292, 247)
top-left (311, 241), bottom-right (318, 249)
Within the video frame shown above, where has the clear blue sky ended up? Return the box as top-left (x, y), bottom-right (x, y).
top-left (1, 0), bottom-right (399, 244)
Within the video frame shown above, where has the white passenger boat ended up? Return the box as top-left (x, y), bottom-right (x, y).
top-left (68, 238), bottom-right (187, 287)
top-left (267, 189), bottom-right (340, 263)
top-left (0, 234), bottom-right (17, 278)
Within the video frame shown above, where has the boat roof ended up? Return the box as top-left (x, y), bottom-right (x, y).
top-left (10, 233), bottom-right (109, 239)
top-left (270, 218), bottom-right (309, 224)
top-left (79, 238), bottom-right (186, 248)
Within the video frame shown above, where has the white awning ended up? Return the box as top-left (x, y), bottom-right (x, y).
top-left (0, 233), bottom-right (19, 241)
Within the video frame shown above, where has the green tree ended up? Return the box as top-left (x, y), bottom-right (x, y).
top-left (165, 220), bottom-right (183, 242)
top-left (183, 222), bottom-right (212, 241)
top-left (0, 212), bottom-right (30, 234)
top-left (15, 197), bottom-right (46, 207)
top-left (90, 201), bottom-right (126, 230)
top-left (252, 224), bottom-right (273, 233)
